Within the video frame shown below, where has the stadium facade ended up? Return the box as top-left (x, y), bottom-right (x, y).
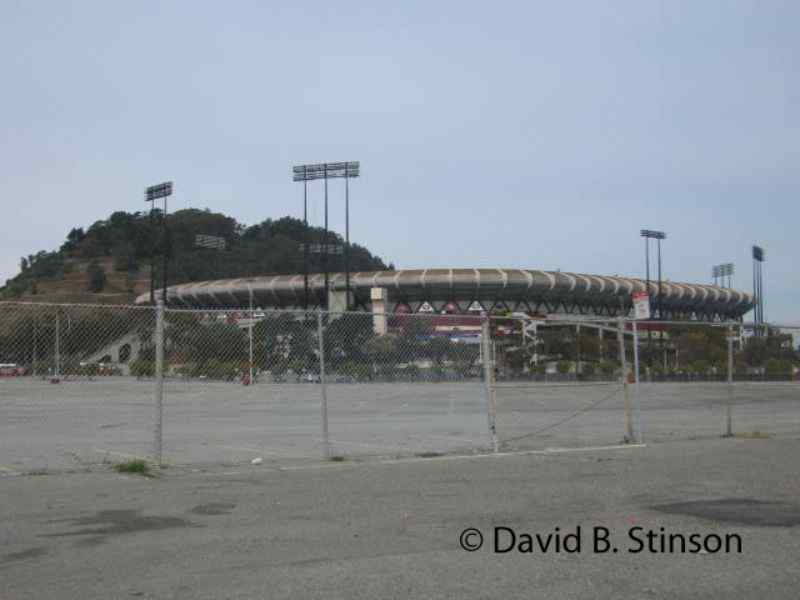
top-left (136, 268), bottom-right (754, 322)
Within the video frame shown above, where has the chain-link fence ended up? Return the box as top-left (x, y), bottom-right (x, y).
top-left (0, 302), bottom-right (156, 473)
top-left (0, 302), bottom-right (493, 471)
top-left (488, 316), bottom-right (800, 451)
top-left (155, 308), bottom-right (490, 464)
top-left (1, 301), bottom-right (798, 472)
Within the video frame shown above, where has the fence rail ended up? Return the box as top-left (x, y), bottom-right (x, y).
top-left (0, 301), bottom-right (797, 472)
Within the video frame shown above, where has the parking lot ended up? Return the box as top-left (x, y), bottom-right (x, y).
top-left (2, 435), bottom-right (800, 599)
top-left (0, 377), bottom-right (797, 474)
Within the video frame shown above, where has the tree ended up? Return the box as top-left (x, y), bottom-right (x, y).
top-left (671, 328), bottom-right (725, 371)
top-left (2, 209), bottom-right (391, 300)
top-left (112, 242), bottom-right (138, 272)
top-left (86, 260), bottom-right (105, 292)
top-left (765, 358), bottom-right (792, 380)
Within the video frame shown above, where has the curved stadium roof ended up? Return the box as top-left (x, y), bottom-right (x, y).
top-left (137, 269), bottom-right (753, 320)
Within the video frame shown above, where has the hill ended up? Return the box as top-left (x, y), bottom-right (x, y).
top-left (1, 209), bottom-right (392, 304)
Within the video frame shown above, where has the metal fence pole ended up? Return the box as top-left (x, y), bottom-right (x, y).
top-left (724, 325), bottom-right (734, 437)
top-left (632, 320), bottom-right (642, 443)
top-left (618, 318), bottom-right (633, 442)
top-left (153, 299), bottom-right (165, 466)
top-left (248, 286), bottom-right (254, 385)
top-left (54, 311), bottom-right (61, 381)
top-left (32, 315), bottom-right (37, 377)
top-left (481, 319), bottom-right (498, 453)
top-left (317, 310), bottom-right (330, 458)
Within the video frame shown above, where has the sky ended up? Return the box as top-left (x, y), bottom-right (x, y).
top-left (1, 1), bottom-right (797, 321)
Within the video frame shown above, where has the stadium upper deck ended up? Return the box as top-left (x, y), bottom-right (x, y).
top-left (136, 268), bottom-right (753, 321)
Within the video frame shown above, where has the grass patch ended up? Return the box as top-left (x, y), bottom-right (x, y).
top-left (114, 459), bottom-right (153, 476)
top-left (23, 470), bottom-right (49, 477)
top-left (328, 455), bottom-right (346, 462)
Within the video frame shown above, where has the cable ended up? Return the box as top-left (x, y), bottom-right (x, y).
top-left (501, 385), bottom-right (623, 444)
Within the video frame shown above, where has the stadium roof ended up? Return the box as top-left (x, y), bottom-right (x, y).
top-left (136, 269), bottom-right (754, 321)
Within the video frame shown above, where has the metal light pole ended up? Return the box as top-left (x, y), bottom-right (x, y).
top-left (145, 182), bottom-right (174, 305)
top-left (304, 176), bottom-right (309, 309)
top-left (345, 162), bottom-right (351, 309)
top-left (644, 235), bottom-right (650, 298)
top-left (640, 229), bottom-right (666, 377)
top-left (323, 164), bottom-right (329, 307)
top-left (752, 246), bottom-right (765, 335)
top-left (163, 195), bottom-right (168, 303)
top-left (657, 236), bottom-right (663, 319)
top-left (293, 162), bottom-right (360, 310)
top-left (640, 230), bottom-right (666, 312)
top-left (147, 198), bottom-right (156, 305)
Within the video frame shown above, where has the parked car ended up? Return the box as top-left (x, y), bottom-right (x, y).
top-left (0, 363), bottom-right (26, 377)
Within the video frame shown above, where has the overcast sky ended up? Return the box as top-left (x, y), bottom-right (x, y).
top-left (1, 1), bottom-right (797, 320)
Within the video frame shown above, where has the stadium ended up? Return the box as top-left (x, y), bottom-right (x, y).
top-left (136, 267), bottom-right (754, 321)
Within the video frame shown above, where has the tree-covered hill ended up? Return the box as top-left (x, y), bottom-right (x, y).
top-left (1, 209), bottom-right (393, 299)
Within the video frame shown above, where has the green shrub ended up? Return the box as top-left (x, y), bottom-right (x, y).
top-left (204, 360), bottom-right (240, 381)
top-left (335, 361), bottom-right (370, 380)
top-left (114, 459), bottom-right (152, 476)
top-left (130, 359), bottom-right (155, 377)
top-left (765, 358), bottom-right (792, 379)
top-left (689, 359), bottom-right (711, 375)
top-left (598, 360), bottom-right (617, 377)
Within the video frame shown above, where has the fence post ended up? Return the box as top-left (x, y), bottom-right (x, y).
top-left (632, 320), bottom-right (642, 443)
top-left (618, 318), bottom-right (633, 442)
top-left (481, 319), bottom-right (498, 453)
top-left (248, 286), bottom-right (254, 385)
top-left (153, 299), bottom-right (165, 466)
top-left (317, 310), bottom-right (330, 458)
top-left (724, 325), bottom-right (734, 437)
top-left (54, 311), bottom-right (61, 382)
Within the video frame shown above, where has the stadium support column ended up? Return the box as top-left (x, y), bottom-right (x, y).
top-left (371, 287), bottom-right (388, 335)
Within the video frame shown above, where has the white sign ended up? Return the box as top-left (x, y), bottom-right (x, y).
top-left (418, 302), bottom-right (435, 313)
top-left (632, 292), bottom-right (651, 320)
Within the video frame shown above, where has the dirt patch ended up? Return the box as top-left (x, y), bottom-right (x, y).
top-left (1, 547), bottom-right (48, 564)
top-left (189, 503), bottom-right (236, 516)
top-left (43, 510), bottom-right (197, 540)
